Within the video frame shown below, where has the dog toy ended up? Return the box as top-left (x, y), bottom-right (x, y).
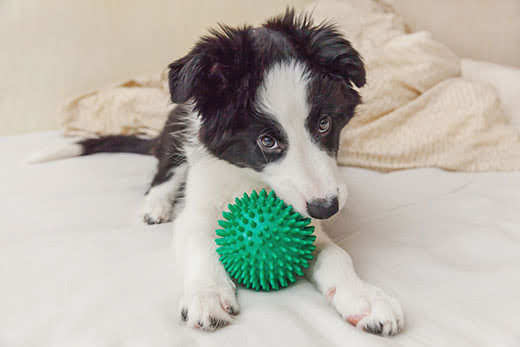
top-left (215, 189), bottom-right (316, 291)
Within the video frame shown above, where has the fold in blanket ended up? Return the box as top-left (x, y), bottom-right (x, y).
top-left (61, 0), bottom-right (520, 172)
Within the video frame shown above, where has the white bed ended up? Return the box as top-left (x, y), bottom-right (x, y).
top-left (1, 129), bottom-right (519, 347)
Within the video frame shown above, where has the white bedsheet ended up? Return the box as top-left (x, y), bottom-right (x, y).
top-left (1, 132), bottom-right (519, 347)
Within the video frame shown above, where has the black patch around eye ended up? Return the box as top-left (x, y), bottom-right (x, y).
top-left (306, 75), bottom-right (362, 156)
top-left (201, 112), bottom-right (288, 171)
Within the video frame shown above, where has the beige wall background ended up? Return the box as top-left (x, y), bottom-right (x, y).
top-left (0, 0), bottom-right (311, 135)
top-left (1, 0), bottom-right (519, 135)
top-left (391, 0), bottom-right (520, 68)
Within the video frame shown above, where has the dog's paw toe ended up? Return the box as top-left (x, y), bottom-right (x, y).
top-left (179, 287), bottom-right (239, 331)
top-left (143, 212), bottom-right (171, 225)
top-left (142, 197), bottom-right (173, 225)
top-left (329, 283), bottom-right (404, 336)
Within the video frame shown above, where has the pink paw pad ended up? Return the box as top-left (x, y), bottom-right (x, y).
top-left (326, 287), bottom-right (336, 301)
top-left (346, 314), bottom-right (367, 326)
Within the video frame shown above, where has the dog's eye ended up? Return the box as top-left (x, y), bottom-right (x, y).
top-left (318, 116), bottom-right (331, 135)
top-left (258, 134), bottom-right (278, 150)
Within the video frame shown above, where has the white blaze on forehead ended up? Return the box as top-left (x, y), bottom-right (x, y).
top-left (257, 61), bottom-right (311, 125)
top-left (256, 61), bottom-right (347, 216)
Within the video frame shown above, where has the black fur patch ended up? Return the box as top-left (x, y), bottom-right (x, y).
top-left (79, 135), bottom-right (154, 156)
top-left (306, 74), bottom-right (361, 156)
top-left (263, 9), bottom-right (366, 88)
top-left (147, 106), bottom-right (189, 190)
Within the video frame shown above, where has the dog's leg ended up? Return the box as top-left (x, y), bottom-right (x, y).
top-left (307, 222), bottom-right (404, 336)
top-left (173, 205), bottom-right (239, 331)
top-left (172, 159), bottom-right (263, 331)
top-left (143, 163), bottom-right (187, 225)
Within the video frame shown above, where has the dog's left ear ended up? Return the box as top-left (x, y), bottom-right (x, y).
top-left (306, 23), bottom-right (366, 88)
top-left (265, 9), bottom-right (366, 88)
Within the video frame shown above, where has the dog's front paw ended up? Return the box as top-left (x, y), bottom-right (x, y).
top-left (142, 193), bottom-right (173, 225)
top-left (179, 285), bottom-right (239, 331)
top-left (327, 282), bottom-right (404, 336)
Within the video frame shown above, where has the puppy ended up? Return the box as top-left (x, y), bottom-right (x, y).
top-left (36, 9), bottom-right (403, 335)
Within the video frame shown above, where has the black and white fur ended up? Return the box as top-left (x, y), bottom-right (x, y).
top-left (33, 10), bottom-right (403, 335)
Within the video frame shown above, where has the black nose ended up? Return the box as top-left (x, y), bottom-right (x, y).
top-left (306, 196), bottom-right (339, 219)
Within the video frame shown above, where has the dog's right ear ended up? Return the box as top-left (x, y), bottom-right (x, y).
top-left (168, 25), bottom-right (253, 105)
top-left (168, 54), bottom-right (201, 104)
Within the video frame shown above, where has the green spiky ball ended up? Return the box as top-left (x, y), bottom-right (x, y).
top-left (215, 189), bottom-right (316, 291)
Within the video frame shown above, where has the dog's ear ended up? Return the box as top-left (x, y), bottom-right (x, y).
top-left (264, 9), bottom-right (366, 88)
top-left (305, 22), bottom-right (366, 88)
top-left (168, 25), bottom-right (253, 105)
top-left (168, 55), bottom-right (196, 103)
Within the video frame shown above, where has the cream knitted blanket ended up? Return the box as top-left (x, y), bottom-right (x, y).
top-left (61, 0), bottom-right (520, 171)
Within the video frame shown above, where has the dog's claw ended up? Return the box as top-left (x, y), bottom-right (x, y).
top-left (180, 308), bottom-right (188, 322)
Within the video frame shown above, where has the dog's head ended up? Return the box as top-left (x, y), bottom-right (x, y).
top-left (168, 9), bottom-right (365, 219)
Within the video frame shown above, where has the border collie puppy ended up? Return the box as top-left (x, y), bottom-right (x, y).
top-left (37, 10), bottom-right (403, 335)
